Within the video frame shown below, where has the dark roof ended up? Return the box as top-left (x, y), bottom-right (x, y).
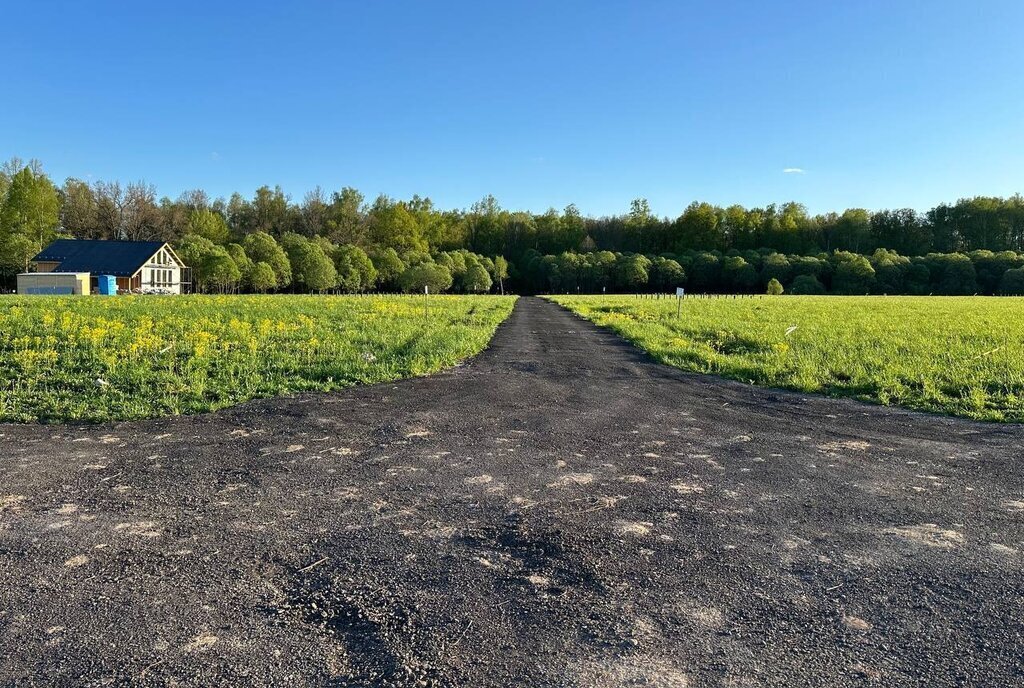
top-left (33, 240), bottom-right (174, 276)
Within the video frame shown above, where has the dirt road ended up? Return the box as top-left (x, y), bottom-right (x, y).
top-left (1, 297), bottom-right (1022, 686)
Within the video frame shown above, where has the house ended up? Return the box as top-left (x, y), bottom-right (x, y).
top-left (26, 240), bottom-right (189, 295)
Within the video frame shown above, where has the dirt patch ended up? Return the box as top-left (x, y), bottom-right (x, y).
top-left (616, 521), bottom-right (652, 537)
top-left (670, 483), bottom-right (705, 495)
top-left (819, 440), bottom-right (871, 452)
top-left (884, 524), bottom-right (964, 548)
top-left (63, 554), bottom-right (90, 568)
top-left (547, 473), bottom-right (595, 488)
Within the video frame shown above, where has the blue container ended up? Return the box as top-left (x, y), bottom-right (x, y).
top-left (97, 275), bottom-right (117, 295)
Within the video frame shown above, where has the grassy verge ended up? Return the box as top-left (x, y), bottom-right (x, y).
top-left (549, 294), bottom-right (1024, 422)
top-left (0, 294), bottom-right (516, 423)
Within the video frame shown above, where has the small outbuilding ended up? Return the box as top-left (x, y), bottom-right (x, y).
top-left (17, 272), bottom-right (91, 295)
top-left (25, 239), bottom-right (189, 295)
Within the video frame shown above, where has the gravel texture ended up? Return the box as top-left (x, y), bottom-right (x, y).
top-left (1, 296), bottom-right (1022, 686)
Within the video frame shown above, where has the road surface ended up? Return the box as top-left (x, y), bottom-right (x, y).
top-left (1, 297), bottom-right (1022, 686)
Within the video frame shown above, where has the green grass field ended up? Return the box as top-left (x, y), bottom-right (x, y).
top-left (550, 295), bottom-right (1024, 422)
top-left (0, 294), bottom-right (516, 423)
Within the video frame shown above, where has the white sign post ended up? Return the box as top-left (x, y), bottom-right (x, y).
top-left (675, 287), bottom-right (685, 319)
top-left (424, 285), bottom-right (429, 318)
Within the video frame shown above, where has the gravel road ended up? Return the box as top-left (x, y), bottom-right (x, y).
top-left (1, 296), bottom-right (1022, 686)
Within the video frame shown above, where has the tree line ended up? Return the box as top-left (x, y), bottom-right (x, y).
top-left (1, 157), bottom-right (1024, 295)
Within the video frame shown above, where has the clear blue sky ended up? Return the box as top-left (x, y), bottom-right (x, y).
top-left (5, 1), bottom-right (1023, 217)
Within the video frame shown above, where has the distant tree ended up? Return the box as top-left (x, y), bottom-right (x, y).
top-left (492, 255), bottom-right (509, 295)
top-left (325, 187), bottom-right (365, 244)
top-left (463, 262), bottom-right (493, 292)
top-left (687, 251), bottom-right (721, 292)
top-left (175, 234), bottom-right (216, 273)
top-left (0, 166), bottom-right (61, 256)
top-left (249, 261), bottom-right (278, 293)
top-left (766, 278), bottom-right (784, 295)
top-left (225, 243), bottom-right (253, 291)
top-left (869, 248), bottom-right (910, 294)
top-left (60, 178), bottom-right (101, 239)
top-left (650, 256), bottom-right (685, 290)
top-left (299, 186), bottom-right (328, 237)
top-left (616, 254), bottom-right (651, 290)
top-left (249, 185), bottom-right (292, 236)
top-left (940, 255), bottom-right (979, 294)
top-left (673, 202), bottom-right (723, 252)
top-left (200, 249), bottom-right (242, 293)
top-left (999, 268), bottom-right (1024, 295)
top-left (399, 262), bottom-right (453, 293)
top-left (0, 233), bottom-right (38, 274)
top-left (760, 253), bottom-right (792, 285)
top-left (282, 233), bottom-right (337, 292)
top-left (722, 255), bottom-right (758, 292)
top-left (334, 244), bottom-right (377, 292)
top-left (242, 231), bottom-right (291, 288)
top-left (366, 195), bottom-right (428, 254)
top-left (789, 274), bottom-right (826, 295)
top-left (186, 208), bottom-right (230, 244)
top-left (120, 181), bottom-right (162, 241)
top-left (832, 253), bottom-right (876, 294)
top-left (871, 209), bottom-right (930, 255)
top-left (369, 247), bottom-right (405, 289)
top-left (925, 253), bottom-right (978, 294)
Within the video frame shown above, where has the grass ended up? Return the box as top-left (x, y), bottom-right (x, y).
top-left (549, 294), bottom-right (1024, 422)
top-left (0, 294), bottom-right (516, 423)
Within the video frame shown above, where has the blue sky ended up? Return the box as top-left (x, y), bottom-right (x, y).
top-left (5, 1), bottom-right (1023, 217)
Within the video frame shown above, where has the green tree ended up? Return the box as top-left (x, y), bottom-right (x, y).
top-left (249, 261), bottom-right (278, 293)
top-left (722, 255), bottom-right (758, 292)
top-left (60, 178), bottom-right (101, 239)
top-left (616, 254), bottom-right (651, 290)
top-left (399, 262), bottom-right (453, 293)
top-left (938, 254), bottom-right (979, 294)
top-left (325, 187), bottom-right (365, 244)
top-left (789, 274), bottom-right (826, 294)
top-left (366, 195), bottom-right (428, 254)
top-left (175, 234), bottom-right (218, 287)
top-left (999, 268), bottom-right (1024, 295)
top-left (688, 252), bottom-right (721, 292)
top-left (225, 243), bottom-right (253, 291)
top-left (200, 249), bottom-right (242, 293)
top-left (463, 262), bottom-right (493, 292)
top-left (869, 249), bottom-right (910, 294)
top-left (186, 208), bottom-right (230, 244)
top-left (242, 231), bottom-right (291, 288)
top-left (650, 256), bottom-right (685, 290)
top-left (281, 233), bottom-right (337, 292)
top-left (334, 244), bottom-right (377, 292)
top-left (0, 234), bottom-right (38, 274)
top-left (0, 167), bottom-right (61, 261)
top-left (760, 253), bottom-right (792, 285)
top-left (492, 255), bottom-right (509, 295)
top-left (673, 202), bottom-right (723, 252)
top-left (369, 247), bottom-right (406, 289)
top-left (832, 253), bottom-right (876, 294)
top-left (766, 278), bottom-right (784, 295)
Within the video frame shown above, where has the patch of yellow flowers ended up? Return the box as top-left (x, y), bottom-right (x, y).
top-left (0, 294), bottom-right (516, 422)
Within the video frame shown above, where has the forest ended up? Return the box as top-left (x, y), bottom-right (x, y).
top-left (2, 158), bottom-right (1024, 295)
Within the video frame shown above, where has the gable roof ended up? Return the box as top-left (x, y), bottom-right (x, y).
top-left (33, 240), bottom-right (176, 276)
